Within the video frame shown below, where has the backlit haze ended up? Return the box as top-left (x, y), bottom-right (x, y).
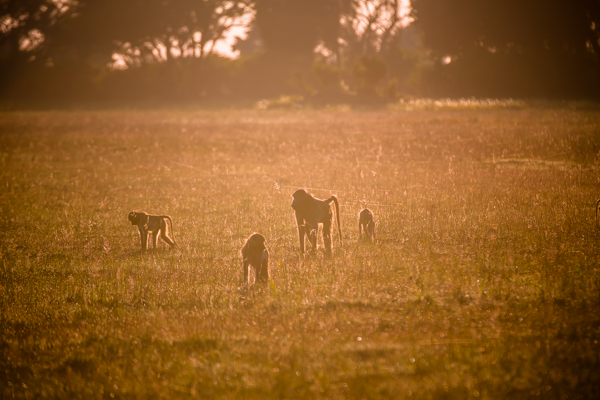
top-left (188, 0), bottom-right (411, 60)
top-left (107, 0), bottom-right (412, 69)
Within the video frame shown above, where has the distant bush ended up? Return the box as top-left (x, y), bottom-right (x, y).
top-left (313, 62), bottom-right (341, 90)
top-left (350, 54), bottom-right (388, 96)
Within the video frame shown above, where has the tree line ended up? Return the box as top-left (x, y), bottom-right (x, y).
top-left (1, 0), bottom-right (599, 105)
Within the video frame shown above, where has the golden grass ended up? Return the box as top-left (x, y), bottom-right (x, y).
top-left (1, 106), bottom-right (600, 399)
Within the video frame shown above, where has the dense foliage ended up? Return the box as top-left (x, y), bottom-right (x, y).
top-left (1, 1), bottom-right (600, 104)
top-left (413, 0), bottom-right (600, 97)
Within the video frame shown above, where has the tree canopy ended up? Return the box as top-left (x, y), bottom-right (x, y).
top-left (413, 0), bottom-right (600, 59)
top-left (1, 0), bottom-right (599, 102)
top-left (412, 0), bottom-right (600, 96)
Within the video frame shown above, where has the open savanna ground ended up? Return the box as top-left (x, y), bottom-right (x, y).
top-left (1, 103), bottom-right (600, 399)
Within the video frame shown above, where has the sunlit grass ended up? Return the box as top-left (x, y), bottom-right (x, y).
top-left (391, 98), bottom-right (528, 111)
top-left (1, 106), bottom-right (600, 399)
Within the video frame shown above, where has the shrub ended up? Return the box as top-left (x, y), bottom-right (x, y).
top-left (350, 54), bottom-right (388, 96)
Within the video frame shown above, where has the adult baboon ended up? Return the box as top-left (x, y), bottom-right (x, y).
top-left (128, 210), bottom-right (176, 251)
top-left (596, 199), bottom-right (600, 228)
top-left (291, 189), bottom-right (342, 255)
top-left (241, 233), bottom-right (269, 285)
top-left (358, 208), bottom-right (375, 240)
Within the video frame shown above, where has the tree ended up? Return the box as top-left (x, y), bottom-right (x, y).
top-left (0, 0), bottom-right (66, 57)
top-left (412, 0), bottom-right (600, 97)
top-left (340, 0), bottom-right (405, 56)
top-left (253, 0), bottom-right (345, 60)
top-left (351, 53), bottom-right (388, 95)
top-left (0, 0), bottom-right (255, 101)
top-left (1, 0), bottom-right (254, 68)
top-left (0, 1), bottom-right (72, 98)
top-left (50, 0), bottom-right (253, 67)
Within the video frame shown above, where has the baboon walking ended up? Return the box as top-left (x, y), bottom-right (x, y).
top-left (241, 233), bottom-right (270, 285)
top-left (358, 208), bottom-right (375, 240)
top-left (128, 210), bottom-right (177, 251)
top-left (291, 189), bottom-right (342, 255)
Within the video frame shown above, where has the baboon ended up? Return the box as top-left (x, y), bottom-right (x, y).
top-left (358, 208), bottom-right (376, 240)
top-left (128, 210), bottom-right (176, 251)
top-left (241, 233), bottom-right (269, 285)
top-left (291, 189), bottom-right (342, 255)
top-left (596, 199), bottom-right (600, 228)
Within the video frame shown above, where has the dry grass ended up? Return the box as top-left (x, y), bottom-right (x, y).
top-left (1, 105), bottom-right (600, 399)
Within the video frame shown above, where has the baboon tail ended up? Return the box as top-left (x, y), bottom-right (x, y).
top-left (327, 195), bottom-right (343, 244)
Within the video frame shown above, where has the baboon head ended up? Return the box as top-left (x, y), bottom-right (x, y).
top-left (291, 189), bottom-right (310, 211)
top-left (128, 211), bottom-right (139, 225)
top-left (248, 233), bottom-right (266, 252)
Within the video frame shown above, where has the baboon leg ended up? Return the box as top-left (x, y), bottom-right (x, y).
top-left (249, 266), bottom-right (255, 284)
top-left (159, 219), bottom-right (176, 247)
top-left (151, 231), bottom-right (159, 249)
top-left (359, 221), bottom-right (363, 239)
top-left (258, 251), bottom-right (269, 283)
top-left (298, 226), bottom-right (306, 254)
top-left (160, 230), bottom-right (176, 247)
top-left (306, 223), bottom-right (317, 251)
top-left (257, 265), bottom-right (267, 283)
top-left (323, 216), bottom-right (333, 253)
top-left (139, 230), bottom-right (148, 251)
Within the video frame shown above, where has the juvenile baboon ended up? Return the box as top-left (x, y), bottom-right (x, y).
top-left (358, 208), bottom-right (376, 240)
top-left (596, 199), bottom-right (600, 228)
top-left (291, 189), bottom-right (342, 255)
top-left (128, 210), bottom-right (176, 251)
top-left (241, 233), bottom-right (269, 285)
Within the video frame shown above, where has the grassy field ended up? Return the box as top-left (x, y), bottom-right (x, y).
top-left (1, 103), bottom-right (600, 399)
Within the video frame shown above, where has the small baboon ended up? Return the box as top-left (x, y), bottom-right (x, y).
top-left (128, 210), bottom-right (177, 251)
top-left (291, 189), bottom-right (342, 255)
top-left (358, 208), bottom-right (375, 240)
top-left (241, 233), bottom-right (269, 285)
top-left (596, 199), bottom-right (600, 228)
